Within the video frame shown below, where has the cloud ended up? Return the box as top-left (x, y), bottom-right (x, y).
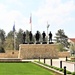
top-left (0, 2), bottom-right (29, 34)
top-left (34, 0), bottom-right (75, 26)
top-left (5, 0), bottom-right (23, 6)
top-left (0, 0), bottom-right (75, 37)
top-left (0, 3), bottom-right (6, 11)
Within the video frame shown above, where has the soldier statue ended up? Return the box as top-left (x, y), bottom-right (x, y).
top-left (49, 31), bottom-right (52, 43)
top-left (35, 31), bottom-right (40, 42)
top-left (42, 31), bottom-right (46, 42)
top-left (29, 31), bottom-right (32, 42)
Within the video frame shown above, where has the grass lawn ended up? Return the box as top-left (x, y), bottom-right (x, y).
top-left (0, 62), bottom-right (59, 75)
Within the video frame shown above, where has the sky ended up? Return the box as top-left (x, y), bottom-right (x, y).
top-left (0, 0), bottom-right (75, 38)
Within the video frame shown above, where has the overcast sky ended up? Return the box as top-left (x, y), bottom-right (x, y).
top-left (0, 0), bottom-right (75, 38)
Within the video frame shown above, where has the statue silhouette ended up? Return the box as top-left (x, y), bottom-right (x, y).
top-left (29, 31), bottom-right (32, 42)
top-left (42, 31), bottom-right (46, 42)
top-left (35, 31), bottom-right (40, 42)
top-left (49, 31), bottom-right (52, 42)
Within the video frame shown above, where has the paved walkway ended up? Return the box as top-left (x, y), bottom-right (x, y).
top-left (33, 58), bottom-right (75, 72)
top-left (22, 58), bottom-right (75, 73)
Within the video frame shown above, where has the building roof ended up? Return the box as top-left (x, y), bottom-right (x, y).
top-left (69, 38), bottom-right (75, 43)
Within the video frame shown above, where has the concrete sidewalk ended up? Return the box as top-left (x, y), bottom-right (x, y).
top-left (36, 58), bottom-right (75, 72)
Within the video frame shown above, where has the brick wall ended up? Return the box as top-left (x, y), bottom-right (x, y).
top-left (19, 44), bottom-right (59, 59)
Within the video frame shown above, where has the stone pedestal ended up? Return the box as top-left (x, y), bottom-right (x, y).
top-left (29, 42), bottom-right (34, 44)
top-left (19, 44), bottom-right (58, 59)
top-left (36, 42), bottom-right (40, 44)
top-left (42, 42), bottom-right (47, 44)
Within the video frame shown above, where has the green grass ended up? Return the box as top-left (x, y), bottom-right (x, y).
top-left (0, 62), bottom-right (59, 75)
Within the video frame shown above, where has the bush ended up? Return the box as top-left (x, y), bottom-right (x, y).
top-left (59, 68), bottom-right (63, 71)
top-left (72, 72), bottom-right (75, 75)
top-left (54, 67), bottom-right (59, 70)
top-left (0, 47), bottom-right (5, 53)
top-left (53, 66), bottom-right (59, 70)
top-left (50, 66), bottom-right (54, 68)
top-left (66, 71), bottom-right (72, 74)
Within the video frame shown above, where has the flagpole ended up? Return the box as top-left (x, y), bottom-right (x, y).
top-left (13, 22), bottom-right (16, 51)
top-left (30, 13), bottom-right (32, 32)
top-left (31, 20), bottom-right (32, 32)
top-left (14, 31), bottom-right (15, 51)
top-left (47, 22), bottom-right (50, 44)
top-left (47, 22), bottom-right (48, 38)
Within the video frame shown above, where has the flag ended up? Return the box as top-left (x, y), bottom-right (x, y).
top-left (47, 24), bottom-right (50, 28)
top-left (13, 25), bottom-right (15, 32)
top-left (47, 21), bottom-right (50, 28)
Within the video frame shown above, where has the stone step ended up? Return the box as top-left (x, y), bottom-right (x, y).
top-left (0, 58), bottom-right (21, 62)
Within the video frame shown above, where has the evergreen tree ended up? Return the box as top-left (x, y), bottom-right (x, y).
top-left (4, 31), bottom-right (14, 50)
top-left (0, 29), bottom-right (5, 52)
top-left (16, 29), bottom-right (23, 50)
top-left (0, 29), bottom-right (6, 45)
top-left (55, 29), bottom-right (69, 48)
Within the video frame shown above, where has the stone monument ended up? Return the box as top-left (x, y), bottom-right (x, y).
top-left (19, 44), bottom-right (58, 59)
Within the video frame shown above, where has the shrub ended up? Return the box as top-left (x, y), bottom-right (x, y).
top-left (50, 66), bottom-right (54, 68)
top-left (55, 67), bottom-right (59, 70)
top-left (59, 68), bottom-right (63, 71)
top-left (0, 47), bottom-right (5, 53)
top-left (53, 66), bottom-right (59, 70)
top-left (72, 72), bottom-right (75, 75)
top-left (66, 71), bottom-right (72, 74)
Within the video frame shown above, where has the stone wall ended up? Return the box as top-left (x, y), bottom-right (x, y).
top-left (58, 52), bottom-right (70, 58)
top-left (0, 50), bottom-right (19, 58)
top-left (19, 44), bottom-right (58, 59)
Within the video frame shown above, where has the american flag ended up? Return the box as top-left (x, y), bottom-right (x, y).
top-left (47, 22), bottom-right (50, 28)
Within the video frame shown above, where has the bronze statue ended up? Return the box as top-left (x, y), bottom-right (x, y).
top-left (35, 31), bottom-right (40, 42)
top-left (29, 31), bottom-right (32, 42)
top-left (49, 31), bottom-right (52, 42)
top-left (42, 31), bottom-right (46, 42)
